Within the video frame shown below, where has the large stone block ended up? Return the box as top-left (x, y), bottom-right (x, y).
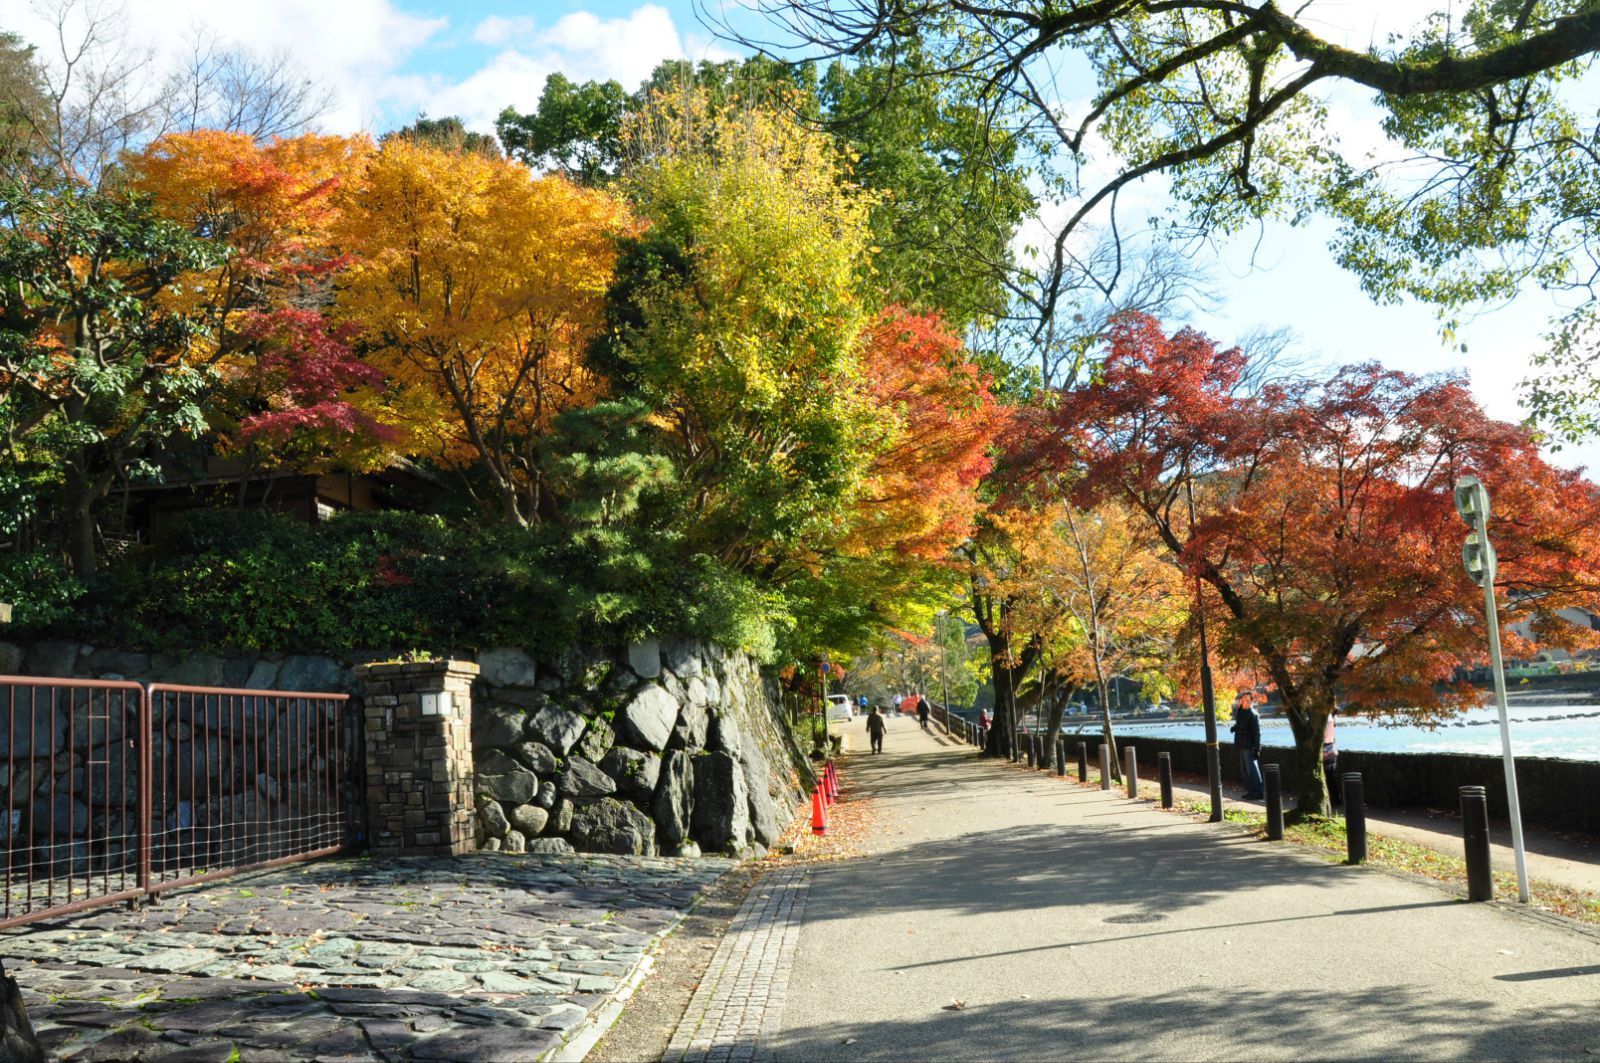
top-left (691, 751), bottom-right (749, 854)
top-left (528, 705), bottom-right (587, 756)
top-left (0, 695), bottom-right (64, 758)
top-left (627, 640), bottom-right (661, 679)
top-left (740, 744), bottom-right (784, 847)
top-left (600, 747), bottom-right (661, 803)
top-left (561, 757), bottom-right (617, 799)
top-left (674, 700), bottom-right (709, 750)
top-left (508, 803), bottom-right (549, 838)
top-left (512, 741), bottom-right (559, 774)
top-left (618, 685), bottom-right (678, 752)
top-left (664, 640), bottom-right (702, 678)
top-left (478, 771), bottom-right (539, 805)
top-left (478, 648), bottom-right (537, 689)
top-left (570, 797), bottom-right (656, 856)
top-left (473, 706), bottom-right (526, 750)
top-left (576, 718), bottom-right (614, 763)
top-left (22, 640), bottom-right (79, 678)
top-left (276, 655), bottom-right (344, 693)
top-left (652, 750), bottom-right (694, 847)
top-left (709, 708), bottom-right (743, 757)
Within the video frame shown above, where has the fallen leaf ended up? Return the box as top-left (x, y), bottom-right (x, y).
top-left (841, 1037), bottom-right (859, 1045)
top-left (944, 999), bottom-right (967, 1011)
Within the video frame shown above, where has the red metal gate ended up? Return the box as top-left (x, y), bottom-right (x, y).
top-left (1, 676), bottom-right (355, 930)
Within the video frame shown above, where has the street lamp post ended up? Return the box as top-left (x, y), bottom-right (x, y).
top-left (1454, 475), bottom-right (1530, 904)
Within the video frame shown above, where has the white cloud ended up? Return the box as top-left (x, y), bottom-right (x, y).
top-left (0, 0), bottom-right (446, 134)
top-left (472, 14), bottom-right (535, 47)
top-left (416, 5), bottom-right (698, 136)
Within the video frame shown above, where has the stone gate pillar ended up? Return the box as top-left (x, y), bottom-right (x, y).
top-left (356, 659), bottom-right (478, 857)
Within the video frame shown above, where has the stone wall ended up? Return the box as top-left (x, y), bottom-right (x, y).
top-left (469, 640), bottom-right (810, 858)
top-left (0, 637), bottom-right (811, 860)
top-left (1095, 734), bottom-right (1600, 835)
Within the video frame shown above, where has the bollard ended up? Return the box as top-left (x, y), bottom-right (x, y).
top-left (1098, 743), bottom-right (1112, 790)
top-left (1124, 746), bottom-right (1138, 798)
top-left (1055, 736), bottom-right (1067, 777)
top-left (1158, 752), bottom-right (1174, 809)
top-left (1077, 742), bottom-right (1089, 783)
top-left (1036, 734), bottom-right (1046, 770)
top-left (1461, 785), bottom-right (1493, 901)
top-left (1264, 765), bottom-right (1284, 841)
top-left (1343, 772), bottom-right (1367, 864)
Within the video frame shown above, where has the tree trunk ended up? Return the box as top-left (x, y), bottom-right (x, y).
top-left (1283, 696), bottom-right (1333, 819)
top-left (986, 661), bottom-right (1019, 759)
top-left (1043, 684), bottom-right (1069, 771)
top-left (1097, 682), bottom-right (1121, 782)
top-left (62, 464), bottom-right (98, 578)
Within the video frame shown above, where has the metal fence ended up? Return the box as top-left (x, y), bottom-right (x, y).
top-left (1, 676), bottom-right (356, 930)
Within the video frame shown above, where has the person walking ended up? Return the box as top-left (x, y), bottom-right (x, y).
top-left (866, 706), bottom-right (886, 754)
top-left (917, 696), bottom-right (931, 732)
top-left (1323, 712), bottom-right (1341, 810)
top-left (1230, 690), bottom-right (1264, 799)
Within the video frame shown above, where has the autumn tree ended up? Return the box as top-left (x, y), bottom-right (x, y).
top-left (601, 85), bottom-right (878, 571)
top-left (998, 501), bottom-right (1186, 777)
top-left (334, 137), bottom-right (628, 525)
top-left (1048, 313), bottom-right (1600, 813)
top-left (850, 307), bottom-right (1006, 561)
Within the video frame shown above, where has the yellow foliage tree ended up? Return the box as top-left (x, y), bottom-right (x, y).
top-left (334, 136), bottom-right (630, 524)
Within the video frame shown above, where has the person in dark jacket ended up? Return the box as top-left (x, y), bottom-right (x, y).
top-left (1230, 691), bottom-right (1264, 799)
top-left (917, 696), bottom-right (931, 731)
top-left (865, 706), bottom-right (887, 753)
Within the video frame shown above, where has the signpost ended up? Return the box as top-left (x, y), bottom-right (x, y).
top-left (1453, 475), bottom-right (1530, 904)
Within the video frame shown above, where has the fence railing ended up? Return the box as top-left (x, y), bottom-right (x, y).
top-left (1, 676), bottom-right (355, 930)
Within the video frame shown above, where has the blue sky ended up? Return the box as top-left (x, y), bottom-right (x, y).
top-left (2, 0), bottom-right (1584, 471)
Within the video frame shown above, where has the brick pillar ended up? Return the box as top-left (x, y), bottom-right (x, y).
top-left (356, 659), bottom-right (478, 857)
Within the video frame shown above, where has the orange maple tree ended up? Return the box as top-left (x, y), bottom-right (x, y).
top-left (1044, 312), bottom-right (1600, 812)
top-left (851, 307), bottom-right (1006, 560)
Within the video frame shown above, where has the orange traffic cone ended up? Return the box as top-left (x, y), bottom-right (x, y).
top-left (828, 761), bottom-right (840, 800)
top-left (811, 787), bottom-right (828, 834)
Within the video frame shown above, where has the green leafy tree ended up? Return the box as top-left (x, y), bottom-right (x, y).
top-left (0, 181), bottom-right (225, 575)
top-left (384, 114), bottom-right (502, 158)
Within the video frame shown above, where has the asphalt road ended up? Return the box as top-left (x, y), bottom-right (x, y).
top-left (771, 715), bottom-right (1600, 1061)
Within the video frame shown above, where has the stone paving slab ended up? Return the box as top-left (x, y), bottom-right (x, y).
top-left (2, 851), bottom-right (732, 1061)
top-left (664, 868), bottom-right (809, 1063)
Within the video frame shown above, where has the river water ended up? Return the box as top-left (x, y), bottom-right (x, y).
top-left (1055, 692), bottom-right (1600, 762)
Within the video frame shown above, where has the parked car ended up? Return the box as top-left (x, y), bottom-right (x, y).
top-left (825, 694), bottom-right (855, 723)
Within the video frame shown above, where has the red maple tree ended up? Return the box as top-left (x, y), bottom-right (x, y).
top-left (1042, 312), bottom-right (1600, 812)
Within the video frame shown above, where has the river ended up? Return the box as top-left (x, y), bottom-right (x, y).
top-left (1048, 692), bottom-right (1600, 761)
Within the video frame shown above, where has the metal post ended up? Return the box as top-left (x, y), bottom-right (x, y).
top-left (1158, 752), bottom-right (1173, 808)
top-left (1456, 477), bottom-right (1529, 904)
top-left (1264, 765), bottom-right (1284, 841)
top-left (1124, 746), bottom-right (1138, 799)
top-left (1461, 785), bottom-right (1494, 902)
top-left (1343, 772), bottom-right (1367, 864)
top-left (1481, 573), bottom-right (1531, 903)
top-left (1098, 743), bottom-right (1112, 790)
top-left (1055, 736), bottom-right (1067, 777)
top-left (1077, 742), bottom-right (1089, 783)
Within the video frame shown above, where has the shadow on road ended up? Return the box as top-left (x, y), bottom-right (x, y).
top-left (770, 987), bottom-right (1600, 1061)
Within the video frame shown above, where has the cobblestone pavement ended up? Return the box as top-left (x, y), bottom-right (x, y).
top-left (3, 852), bottom-right (731, 1062)
top-left (663, 868), bottom-right (809, 1063)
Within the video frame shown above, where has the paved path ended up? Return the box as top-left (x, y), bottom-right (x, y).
top-left (4, 852), bottom-right (729, 1061)
top-left (664, 867), bottom-right (808, 1062)
top-left (761, 715), bottom-right (1600, 1061)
